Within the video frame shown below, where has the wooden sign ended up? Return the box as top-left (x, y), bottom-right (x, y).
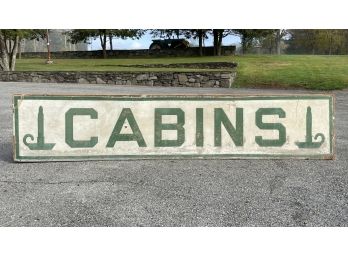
top-left (13, 94), bottom-right (335, 162)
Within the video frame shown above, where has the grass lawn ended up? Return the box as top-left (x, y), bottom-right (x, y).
top-left (15, 55), bottom-right (348, 90)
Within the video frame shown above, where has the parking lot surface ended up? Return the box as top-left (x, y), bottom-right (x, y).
top-left (0, 82), bottom-right (347, 226)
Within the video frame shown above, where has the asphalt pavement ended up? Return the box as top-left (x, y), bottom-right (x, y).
top-left (0, 82), bottom-right (347, 226)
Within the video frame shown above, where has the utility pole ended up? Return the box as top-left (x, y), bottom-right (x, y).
top-left (46, 29), bottom-right (53, 64)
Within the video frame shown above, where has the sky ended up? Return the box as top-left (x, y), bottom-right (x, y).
top-left (88, 31), bottom-right (241, 50)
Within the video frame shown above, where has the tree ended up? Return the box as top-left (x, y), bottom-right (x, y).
top-left (182, 29), bottom-right (209, 56)
top-left (316, 30), bottom-right (345, 55)
top-left (213, 30), bottom-right (221, 56)
top-left (286, 30), bottom-right (320, 54)
top-left (67, 30), bottom-right (104, 57)
top-left (257, 29), bottom-right (289, 54)
top-left (196, 29), bottom-right (208, 56)
top-left (150, 29), bottom-right (182, 39)
top-left (232, 29), bottom-right (274, 54)
top-left (67, 29), bottom-right (144, 58)
top-left (285, 30), bottom-right (348, 55)
top-left (0, 30), bottom-right (19, 71)
top-left (151, 29), bottom-right (210, 56)
top-left (0, 29), bottom-right (44, 71)
top-left (150, 29), bottom-right (231, 56)
top-left (212, 29), bottom-right (232, 56)
top-left (275, 30), bottom-right (288, 55)
top-left (258, 33), bottom-right (276, 54)
top-left (344, 30), bottom-right (348, 54)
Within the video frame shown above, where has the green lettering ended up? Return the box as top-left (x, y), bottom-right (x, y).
top-left (214, 108), bottom-right (243, 146)
top-left (196, 108), bottom-right (204, 147)
top-left (65, 108), bottom-right (98, 148)
top-left (255, 108), bottom-right (286, 147)
top-left (155, 108), bottom-right (185, 147)
top-left (106, 108), bottom-right (146, 147)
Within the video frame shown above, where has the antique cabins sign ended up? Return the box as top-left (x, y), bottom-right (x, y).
top-left (13, 94), bottom-right (334, 161)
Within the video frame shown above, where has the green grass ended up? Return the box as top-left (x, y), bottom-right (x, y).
top-left (233, 55), bottom-right (348, 90)
top-left (15, 55), bottom-right (348, 90)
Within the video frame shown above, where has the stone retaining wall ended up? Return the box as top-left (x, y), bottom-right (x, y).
top-left (0, 71), bottom-right (237, 88)
top-left (118, 62), bottom-right (238, 69)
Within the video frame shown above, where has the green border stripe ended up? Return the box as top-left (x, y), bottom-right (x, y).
top-left (13, 94), bottom-right (334, 161)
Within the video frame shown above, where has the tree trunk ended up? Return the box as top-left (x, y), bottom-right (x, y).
top-left (0, 33), bottom-right (10, 71)
top-left (0, 33), bottom-right (19, 71)
top-left (328, 33), bottom-right (333, 55)
top-left (275, 30), bottom-right (281, 55)
top-left (213, 29), bottom-right (218, 56)
top-left (64, 35), bottom-right (67, 50)
top-left (241, 36), bottom-right (246, 55)
top-left (213, 29), bottom-right (224, 56)
top-left (103, 33), bottom-right (107, 58)
top-left (198, 30), bottom-right (203, 56)
top-left (217, 30), bottom-right (223, 56)
top-left (109, 35), bottom-right (113, 50)
top-left (18, 39), bottom-right (22, 59)
top-left (175, 29), bottom-right (180, 39)
top-left (100, 33), bottom-right (107, 59)
top-left (9, 40), bottom-right (12, 53)
top-left (329, 44), bottom-right (332, 55)
top-left (10, 36), bottom-right (19, 71)
top-left (22, 39), bottom-right (26, 54)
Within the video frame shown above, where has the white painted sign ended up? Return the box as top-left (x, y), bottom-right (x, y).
top-left (13, 95), bottom-right (335, 161)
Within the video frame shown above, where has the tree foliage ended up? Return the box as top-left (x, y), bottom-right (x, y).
top-left (184, 29), bottom-right (209, 56)
top-left (67, 29), bottom-right (145, 58)
top-left (286, 30), bottom-right (348, 55)
top-left (0, 29), bottom-right (44, 71)
top-left (210, 29), bottom-right (233, 56)
top-left (150, 29), bottom-right (183, 39)
top-left (256, 30), bottom-right (289, 54)
top-left (232, 29), bottom-right (274, 54)
top-left (150, 29), bottom-right (230, 56)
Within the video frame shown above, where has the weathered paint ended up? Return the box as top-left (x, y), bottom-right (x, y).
top-left (13, 94), bottom-right (335, 162)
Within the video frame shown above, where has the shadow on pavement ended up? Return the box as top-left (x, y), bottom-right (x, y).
top-left (0, 142), bottom-right (14, 163)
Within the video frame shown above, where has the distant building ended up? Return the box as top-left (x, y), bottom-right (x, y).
top-left (21, 29), bottom-right (88, 52)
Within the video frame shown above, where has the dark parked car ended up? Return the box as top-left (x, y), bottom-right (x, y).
top-left (149, 39), bottom-right (190, 50)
